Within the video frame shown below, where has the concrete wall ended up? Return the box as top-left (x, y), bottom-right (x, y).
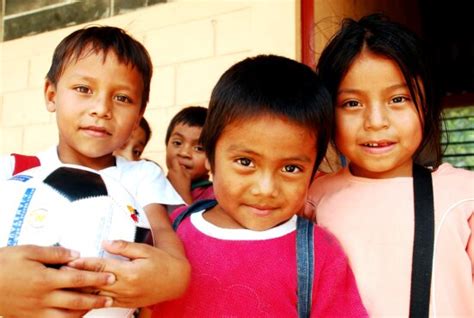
top-left (0, 0), bottom-right (299, 169)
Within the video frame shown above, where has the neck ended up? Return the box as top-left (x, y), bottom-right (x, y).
top-left (56, 149), bottom-right (115, 171)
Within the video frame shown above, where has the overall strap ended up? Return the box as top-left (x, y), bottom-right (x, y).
top-left (11, 153), bottom-right (41, 175)
top-left (296, 216), bottom-right (314, 318)
top-left (409, 164), bottom-right (435, 318)
top-left (172, 199), bottom-right (218, 230)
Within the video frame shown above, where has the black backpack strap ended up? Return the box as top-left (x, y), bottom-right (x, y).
top-left (172, 199), bottom-right (218, 230)
top-left (296, 216), bottom-right (314, 318)
top-left (409, 164), bottom-right (435, 318)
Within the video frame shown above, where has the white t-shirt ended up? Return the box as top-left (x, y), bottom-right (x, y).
top-left (0, 147), bottom-right (184, 209)
top-left (0, 147), bottom-right (184, 318)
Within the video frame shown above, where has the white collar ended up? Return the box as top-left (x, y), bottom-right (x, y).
top-left (190, 210), bottom-right (297, 241)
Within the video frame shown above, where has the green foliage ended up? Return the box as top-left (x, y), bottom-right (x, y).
top-left (442, 106), bottom-right (474, 170)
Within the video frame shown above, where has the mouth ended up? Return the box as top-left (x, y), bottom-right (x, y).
top-left (360, 140), bottom-right (396, 153)
top-left (362, 141), bottom-right (394, 147)
top-left (81, 126), bottom-right (111, 137)
top-left (177, 159), bottom-right (193, 170)
top-left (246, 204), bottom-right (278, 216)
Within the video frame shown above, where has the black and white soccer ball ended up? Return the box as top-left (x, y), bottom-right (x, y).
top-left (0, 164), bottom-right (150, 258)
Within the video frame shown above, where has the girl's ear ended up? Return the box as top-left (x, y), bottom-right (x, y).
top-left (205, 157), bottom-right (211, 171)
top-left (44, 80), bottom-right (57, 112)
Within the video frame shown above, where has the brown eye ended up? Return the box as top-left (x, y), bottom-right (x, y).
top-left (345, 100), bottom-right (360, 108)
top-left (115, 95), bottom-right (132, 103)
top-left (392, 96), bottom-right (407, 103)
top-left (282, 165), bottom-right (301, 173)
top-left (237, 158), bottom-right (252, 167)
top-left (193, 145), bottom-right (204, 152)
top-left (75, 86), bottom-right (91, 94)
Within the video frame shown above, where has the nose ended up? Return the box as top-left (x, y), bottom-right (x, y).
top-left (89, 94), bottom-right (112, 119)
top-left (250, 171), bottom-right (278, 198)
top-left (178, 144), bottom-right (192, 158)
top-left (364, 104), bottom-right (389, 130)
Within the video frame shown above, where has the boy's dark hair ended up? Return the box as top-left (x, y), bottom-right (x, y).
top-left (139, 117), bottom-right (152, 146)
top-left (46, 25), bottom-right (153, 110)
top-left (316, 13), bottom-right (443, 167)
top-left (200, 54), bottom-right (332, 176)
top-left (165, 106), bottom-right (208, 144)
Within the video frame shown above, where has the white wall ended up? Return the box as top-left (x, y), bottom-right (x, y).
top-left (0, 0), bottom-right (299, 168)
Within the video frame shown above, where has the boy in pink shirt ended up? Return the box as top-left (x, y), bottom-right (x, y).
top-left (165, 106), bottom-right (214, 204)
top-left (151, 55), bottom-right (367, 317)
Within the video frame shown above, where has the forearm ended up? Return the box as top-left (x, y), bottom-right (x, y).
top-left (167, 171), bottom-right (193, 204)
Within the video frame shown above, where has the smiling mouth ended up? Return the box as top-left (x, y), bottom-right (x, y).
top-left (247, 205), bottom-right (278, 216)
top-left (81, 126), bottom-right (111, 136)
top-left (362, 141), bottom-right (394, 147)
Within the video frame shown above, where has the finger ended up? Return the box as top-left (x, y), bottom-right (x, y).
top-left (48, 266), bottom-right (115, 289)
top-left (102, 240), bottom-right (160, 260)
top-left (34, 309), bottom-right (89, 318)
top-left (23, 245), bottom-right (80, 264)
top-left (59, 265), bottom-right (112, 295)
top-left (45, 289), bottom-right (114, 310)
top-left (67, 255), bottom-right (124, 274)
top-left (169, 157), bottom-right (182, 171)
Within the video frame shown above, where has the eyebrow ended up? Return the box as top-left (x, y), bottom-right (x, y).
top-left (171, 132), bottom-right (201, 143)
top-left (170, 132), bottom-right (185, 138)
top-left (338, 83), bottom-right (408, 95)
top-left (68, 74), bottom-right (137, 91)
top-left (226, 145), bottom-right (314, 163)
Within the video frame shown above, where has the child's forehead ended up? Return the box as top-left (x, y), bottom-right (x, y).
top-left (65, 47), bottom-right (123, 67)
top-left (220, 115), bottom-right (316, 148)
top-left (171, 123), bottom-right (203, 138)
top-left (226, 114), bottom-right (312, 133)
top-left (173, 122), bottom-right (203, 132)
top-left (218, 115), bottom-right (317, 160)
top-left (59, 48), bottom-right (142, 85)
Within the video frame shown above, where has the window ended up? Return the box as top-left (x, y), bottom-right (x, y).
top-left (1, 0), bottom-right (166, 42)
top-left (442, 106), bottom-right (474, 170)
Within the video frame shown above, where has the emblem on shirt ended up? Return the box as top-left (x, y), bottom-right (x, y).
top-left (127, 205), bottom-right (139, 223)
top-left (27, 208), bottom-right (48, 228)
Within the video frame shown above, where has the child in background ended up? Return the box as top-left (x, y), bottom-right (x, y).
top-left (307, 14), bottom-right (473, 316)
top-left (115, 117), bottom-right (152, 161)
top-left (165, 106), bottom-right (214, 204)
top-left (0, 26), bottom-right (188, 318)
top-left (151, 55), bottom-right (367, 317)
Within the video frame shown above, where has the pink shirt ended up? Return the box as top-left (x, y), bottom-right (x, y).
top-left (190, 180), bottom-right (214, 201)
top-left (152, 211), bottom-right (367, 317)
top-left (308, 163), bottom-right (474, 317)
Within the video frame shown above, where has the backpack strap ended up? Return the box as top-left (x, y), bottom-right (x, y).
top-left (172, 199), bottom-right (218, 230)
top-left (409, 164), bottom-right (435, 318)
top-left (296, 216), bottom-right (314, 318)
top-left (11, 153), bottom-right (41, 175)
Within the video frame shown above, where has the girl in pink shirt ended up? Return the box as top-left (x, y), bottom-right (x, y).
top-left (307, 14), bottom-right (474, 317)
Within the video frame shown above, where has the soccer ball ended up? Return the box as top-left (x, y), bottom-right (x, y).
top-left (0, 164), bottom-right (150, 258)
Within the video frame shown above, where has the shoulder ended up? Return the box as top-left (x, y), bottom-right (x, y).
top-left (0, 154), bottom-right (15, 179)
top-left (116, 157), bottom-right (165, 176)
top-left (312, 225), bottom-right (349, 263)
top-left (433, 163), bottom-right (474, 189)
top-left (310, 168), bottom-right (347, 188)
top-left (308, 168), bottom-right (350, 202)
top-left (434, 163), bottom-right (474, 179)
top-left (112, 157), bottom-right (167, 184)
top-left (170, 205), bottom-right (188, 222)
